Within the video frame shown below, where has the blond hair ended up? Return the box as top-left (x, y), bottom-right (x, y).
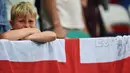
top-left (11, 2), bottom-right (37, 21)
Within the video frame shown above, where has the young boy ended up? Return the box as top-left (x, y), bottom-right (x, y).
top-left (0, 2), bottom-right (56, 42)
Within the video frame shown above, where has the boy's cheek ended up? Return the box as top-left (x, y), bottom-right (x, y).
top-left (30, 25), bottom-right (36, 28)
top-left (16, 25), bottom-right (23, 29)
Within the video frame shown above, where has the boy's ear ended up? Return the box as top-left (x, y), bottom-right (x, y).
top-left (10, 20), bottom-right (13, 26)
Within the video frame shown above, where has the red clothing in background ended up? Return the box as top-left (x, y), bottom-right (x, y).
top-left (110, 0), bottom-right (118, 4)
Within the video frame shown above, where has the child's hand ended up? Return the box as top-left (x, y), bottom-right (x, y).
top-left (19, 28), bottom-right (41, 40)
top-left (21, 28), bottom-right (41, 40)
top-left (28, 28), bottom-right (41, 34)
top-left (22, 31), bottom-right (57, 42)
top-left (22, 35), bottom-right (31, 40)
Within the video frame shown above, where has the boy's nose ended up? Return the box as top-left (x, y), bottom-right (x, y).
top-left (24, 23), bottom-right (30, 28)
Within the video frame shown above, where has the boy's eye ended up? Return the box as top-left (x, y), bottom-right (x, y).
top-left (19, 20), bottom-right (24, 22)
top-left (29, 20), bottom-right (34, 23)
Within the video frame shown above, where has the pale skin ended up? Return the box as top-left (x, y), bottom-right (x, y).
top-left (81, 0), bottom-right (88, 7)
top-left (1, 14), bottom-right (56, 42)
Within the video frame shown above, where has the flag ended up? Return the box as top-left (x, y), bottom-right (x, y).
top-left (0, 36), bottom-right (130, 73)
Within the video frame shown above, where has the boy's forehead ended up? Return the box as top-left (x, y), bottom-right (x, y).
top-left (16, 13), bottom-right (36, 19)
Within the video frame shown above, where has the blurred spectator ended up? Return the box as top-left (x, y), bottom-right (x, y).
top-left (0, 0), bottom-right (10, 34)
top-left (99, 4), bottom-right (130, 36)
top-left (82, 0), bottom-right (109, 37)
top-left (35, 0), bottom-right (54, 31)
top-left (44, 0), bottom-right (90, 38)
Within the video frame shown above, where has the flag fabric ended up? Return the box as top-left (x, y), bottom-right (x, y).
top-left (0, 36), bottom-right (130, 73)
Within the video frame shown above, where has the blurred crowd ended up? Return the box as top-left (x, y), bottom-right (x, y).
top-left (0, 0), bottom-right (130, 38)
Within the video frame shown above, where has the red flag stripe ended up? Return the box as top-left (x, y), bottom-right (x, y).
top-left (79, 57), bottom-right (130, 73)
top-left (65, 38), bottom-right (80, 73)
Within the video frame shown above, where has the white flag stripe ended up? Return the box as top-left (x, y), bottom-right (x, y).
top-left (80, 36), bottom-right (130, 63)
top-left (0, 39), bottom-right (66, 62)
top-left (124, 36), bottom-right (130, 58)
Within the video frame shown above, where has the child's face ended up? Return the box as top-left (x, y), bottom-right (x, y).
top-left (11, 13), bottom-right (36, 29)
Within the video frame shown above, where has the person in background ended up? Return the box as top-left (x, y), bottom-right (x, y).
top-left (0, 2), bottom-right (56, 42)
top-left (0, 0), bottom-right (10, 34)
top-left (44, 0), bottom-right (90, 38)
top-left (82, 0), bottom-right (108, 37)
top-left (35, 0), bottom-right (54, 31)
